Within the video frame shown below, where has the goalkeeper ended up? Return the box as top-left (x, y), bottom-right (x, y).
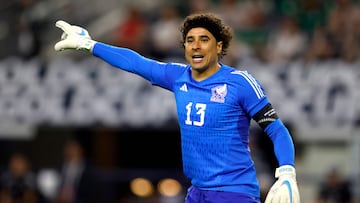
top-left (54, 13), bottom-right (300, 203)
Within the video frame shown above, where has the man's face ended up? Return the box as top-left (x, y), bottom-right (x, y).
top-left (184, 27), bottom-right (222, 73)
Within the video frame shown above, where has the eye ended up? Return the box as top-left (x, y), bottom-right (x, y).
top-left (186, 38), bottom-right (193, 44)
top-left (200, 37), bottom-right (209, 42)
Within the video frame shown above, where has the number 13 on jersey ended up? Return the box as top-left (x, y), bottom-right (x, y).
top-left (185, 102), bottom-right (207, 126)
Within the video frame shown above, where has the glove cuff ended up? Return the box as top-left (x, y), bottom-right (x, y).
top-left (77, 39), bottom-right (96, 53)
top-left (275, 165), bottom-right (296, 178)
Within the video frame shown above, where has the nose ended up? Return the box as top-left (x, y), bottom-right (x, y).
top-left (191, 40), bottom-right (200, 50)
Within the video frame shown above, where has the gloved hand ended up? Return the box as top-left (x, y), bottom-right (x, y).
top-left (54, 20), bottom-right (96, 53)
top-left (265, 165), bottom-right (300, 203)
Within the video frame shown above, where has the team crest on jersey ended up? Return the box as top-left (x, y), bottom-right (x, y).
top-left (210, 84), bottom-right (227, 103)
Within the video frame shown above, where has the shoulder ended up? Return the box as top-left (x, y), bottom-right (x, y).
top-left (159, 61), bottom-right (188, 71)
top-left (163, 62), bottom-right (189, 76)
top-left (222, 65), bottom-right (266, 99)
top-left (221, 65), bottom-right (259, 86)
top-left (160, 61), bottom-right (188, 68)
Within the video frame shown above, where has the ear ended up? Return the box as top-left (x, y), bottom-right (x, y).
top-left (217, 41), bottom-right (223, 55)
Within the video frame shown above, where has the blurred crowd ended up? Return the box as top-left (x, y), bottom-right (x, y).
top-left (0, 135), bottom-right (188, 203)
top-left (1, 0), bottom-right (360, 65)
top-left (0, 139), bottom-right (98, 203)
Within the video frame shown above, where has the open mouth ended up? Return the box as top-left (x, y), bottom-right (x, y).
top-left (192, 55), bottom-right (204, 62)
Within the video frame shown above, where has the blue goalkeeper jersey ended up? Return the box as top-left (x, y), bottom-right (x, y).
top-left (93, 43), bottom-right (295, 198)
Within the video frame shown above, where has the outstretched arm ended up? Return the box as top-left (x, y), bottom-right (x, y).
top-left (53, 20), bottom-right (187, 91)
top-left (54, 20), bottom-right (163, 82)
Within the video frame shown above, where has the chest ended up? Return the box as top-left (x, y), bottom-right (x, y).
top-left (174, 80), bottom-right (245, 128)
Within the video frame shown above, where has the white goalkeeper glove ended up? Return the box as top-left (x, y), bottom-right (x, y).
top-left (265, 165), bottom-right (300, 203)
top-left (54, 20), bottom-right (96, 53)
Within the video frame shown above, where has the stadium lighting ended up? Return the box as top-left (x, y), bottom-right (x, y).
top-left (130, 177), bottom-right (154, 197)
top-left (157, 178), bottom-right (182, 197)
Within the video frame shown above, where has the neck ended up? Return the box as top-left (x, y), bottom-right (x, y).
top-left (192, 63), bottom-right (221, 81)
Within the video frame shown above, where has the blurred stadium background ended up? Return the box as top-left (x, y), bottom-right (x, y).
top-left (0, 0), bottom-right (360, 202)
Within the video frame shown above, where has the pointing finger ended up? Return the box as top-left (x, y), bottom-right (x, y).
top-left (55, 20), bottom-right (74, 35)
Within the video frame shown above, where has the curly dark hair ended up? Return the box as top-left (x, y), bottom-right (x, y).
top-left (180, 13), bottom-right (233, 59)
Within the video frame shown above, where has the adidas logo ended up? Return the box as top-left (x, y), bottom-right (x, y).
top-left (180, 83), bottom-right (188, 92)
